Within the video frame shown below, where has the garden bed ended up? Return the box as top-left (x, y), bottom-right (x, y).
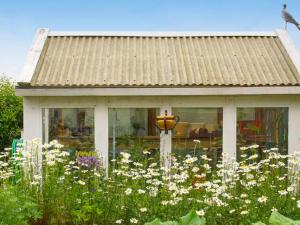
top-left (0, 140), bottom-right (299, 225)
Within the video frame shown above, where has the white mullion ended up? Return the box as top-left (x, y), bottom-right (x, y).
top-left (95, 101), bottom-right (109, 170)
top-left (288, 103), bottom-right (300, 155)
top-left (222, 101), bottom-right (237, 162)
top-left (44, 108), bottom-right (49, 144)
top-left (160, 106), bottom-right (172, 168)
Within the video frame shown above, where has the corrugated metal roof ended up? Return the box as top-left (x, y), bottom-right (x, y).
top-left (30, 34), bottom-right (300, 87)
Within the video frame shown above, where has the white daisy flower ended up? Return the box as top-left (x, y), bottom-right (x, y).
top-left (258, 195), bottom-right (268, 203)
top-left (140, 208), bottom-right (147, 212)
top-left (78, 180), bottom-right (86, 186)
top-left (125, 188), bottom-right (132, 195)
top-left (130, 218), bottom-right (138, 224)
top-left (196, 210), bottom-right (205, 216)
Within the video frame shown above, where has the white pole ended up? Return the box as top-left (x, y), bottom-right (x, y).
top-left (160, 106), bottom-right (172, 168)
top-left (112, 109), bottom-right (117, 169)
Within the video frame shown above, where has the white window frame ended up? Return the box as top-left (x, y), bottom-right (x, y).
top-left (23, 95), bottom-right (300, 170)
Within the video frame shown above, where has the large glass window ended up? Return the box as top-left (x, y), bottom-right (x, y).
top-left (108, 108), bottom-right (160, 162)
top-left (43, 108), bottom-right (95, 152)
top-left (237, 108), bottom-right (288, 160)
top-left (172, 108), bottom-right (223, 166)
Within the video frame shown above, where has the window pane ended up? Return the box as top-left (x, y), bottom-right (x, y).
top-left (172, 108), bottom-right (223, 167)
top-left (237, 108), bottom-right (288, 161)
top-left (45, 108), bottom-right (95, 152)
top-left (108, 108), bottom-right (160, 163)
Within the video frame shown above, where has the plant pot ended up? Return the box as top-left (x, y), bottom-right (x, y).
top-left (156, 115), bottom-right (179, 134)
top-left (156, 118), bottom-right (176, 130)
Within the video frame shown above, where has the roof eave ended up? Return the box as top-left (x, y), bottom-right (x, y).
top-left (16, 86), bottom-right (300, 97)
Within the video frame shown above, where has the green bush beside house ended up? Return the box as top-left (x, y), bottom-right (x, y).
top-left (0, 75), bottom-right (23, 151)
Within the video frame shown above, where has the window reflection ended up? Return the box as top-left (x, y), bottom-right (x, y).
top-left (237, 108), bottom-right (288, 161)
top-left (108, 108), bottom-right (160, 162)
top-left (172, 108), bottom-right (223, 167)
top-left (45, 108), bottom-right (95, 151)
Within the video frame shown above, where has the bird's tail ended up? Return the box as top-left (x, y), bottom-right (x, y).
top-left (297, 24), bottom-right (300, 30)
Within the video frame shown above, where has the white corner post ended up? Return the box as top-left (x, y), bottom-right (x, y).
top-left (160, 106), bottom-right (172, 167)
top-left (277, 29), bottom-right (300, 154)
top-left (95, 99), bottom-right (109, 170)
top-left (23, 97), bottom-right (43, 174)
top-left (222, 98), bottom-right (237, 162)
top-left (288, 102), bottom-right (300, 155)
top-left (23, 97), bottom-right (43, 141)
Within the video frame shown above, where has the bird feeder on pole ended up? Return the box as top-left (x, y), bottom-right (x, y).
top-left (155, 110), bottom-right (179, 134)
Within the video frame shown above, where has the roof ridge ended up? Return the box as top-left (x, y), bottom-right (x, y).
top-left (48, 31), bottom-right (278, 37)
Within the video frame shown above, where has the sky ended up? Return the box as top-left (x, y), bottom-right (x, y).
top-left (1, 0), bottom-right (300, 81)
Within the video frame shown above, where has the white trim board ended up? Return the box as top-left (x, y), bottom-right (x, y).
top-left (16, 86), bottom-right (300, 96)
top-left (19, 28), bottom-right (49, 83)
top-left (276, 29), bottom-right (300, 77)
top-left (49, 31), bottom-right (277, 37)
top-left (32, 95), bottom-right (295, 109)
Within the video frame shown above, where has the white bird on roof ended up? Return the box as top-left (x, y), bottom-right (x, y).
top-left (281, 4), bottom-right (300, 30)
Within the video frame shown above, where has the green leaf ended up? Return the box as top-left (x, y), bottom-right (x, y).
top-left (178, 210), bottom-right (206, 225)
top-left (269, 212), bottom-right (300, 225)
top-left (145, 219), bottom-right (178, 225)
top-left (252, 222), bottom-right (266, 225)
top-left (145, 218), bottom-right (162, 225)
top-left (162, 222), bottom-right (178, 225)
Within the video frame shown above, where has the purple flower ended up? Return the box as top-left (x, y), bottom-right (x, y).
top-left (77, 156), bottom-right (99, 169)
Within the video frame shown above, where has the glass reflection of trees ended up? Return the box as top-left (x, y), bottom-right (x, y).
top-left (47, 108), bottom-right (94, 152)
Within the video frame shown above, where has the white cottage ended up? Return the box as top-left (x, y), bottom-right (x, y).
top-left (17, 28), bottom-right (300, 168)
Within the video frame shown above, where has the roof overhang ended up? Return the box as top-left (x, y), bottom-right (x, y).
top-left (16, 86), bottom-right (300, 97)
top-left (18, 28), bottom-right (300, 89)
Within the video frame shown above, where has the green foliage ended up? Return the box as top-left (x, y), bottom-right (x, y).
top-left (253, 212), bottom-right (300, 225)
top-left (145, 210), bottom-right (205, 225)
top-left (145, 219), bottom-right (178, 225)
top-left (0, 186), bottom-right (41, 225)
top-left (1, 141), bottom-right (300, 225)
top-left (252, 222), bottom-right (267, 225)
top-left (269, 212), bottom-right (300, 225)
top-left (0, 76), bottom-right (23, 151)
top-left (178, 210), bottom-right (206, 225)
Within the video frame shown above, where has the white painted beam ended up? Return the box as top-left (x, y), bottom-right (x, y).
top-left (19, 28), bottom-right (49, 82)
top-left (16, 86), bottom-right (300, 97)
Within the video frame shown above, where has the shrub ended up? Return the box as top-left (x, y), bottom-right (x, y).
top-left (0, 186), bottom-right (41, 225)
top-left (0, 75), bottom-right (23, 151)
